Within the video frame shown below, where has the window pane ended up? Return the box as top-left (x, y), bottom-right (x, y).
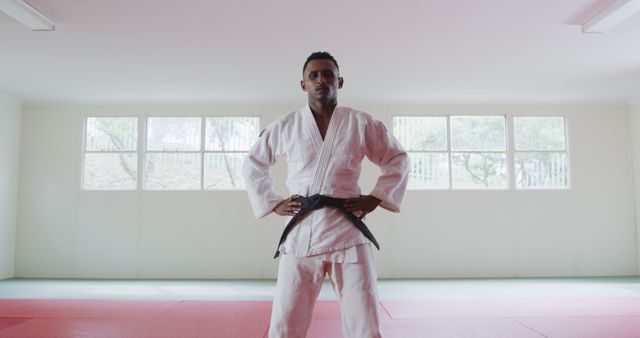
top-left (515, 152), bottom-right (568, 188)
top-left (407, 153), bottom-right (449, 189)
top-left (86, 117), bottom-right (137, 151)
top-left (451, 116), bottom-right (506, 151)
top-left (144, 153), bottom-right (201, 190)
top-left (514, 116), bottom-right (566, 151)
top-left (147, 117), bottom-right (201, 151)
top-left (83, 153), bottom-right (137, 190)
top-left (393, 117), bottom-right (447, 151)
top-left (204, 153), bottom-right (247, 189)
top-left (206, 117), bottom-right (260, 151)
top-left (451, 153), bottom-right (507, 189)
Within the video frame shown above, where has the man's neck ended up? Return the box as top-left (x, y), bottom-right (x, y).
top-left (308, 100), bottom-right (336, 140)
top-left (309, 100), bottom-right (337, 118)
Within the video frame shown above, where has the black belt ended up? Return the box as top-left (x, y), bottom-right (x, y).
top-left (273, 194), bottom-right (380, 258)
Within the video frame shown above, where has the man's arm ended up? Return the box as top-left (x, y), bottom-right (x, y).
top-left (242, 127), bottom-right (286, 218)
top-left (363, 118), bottom-right (410, 213)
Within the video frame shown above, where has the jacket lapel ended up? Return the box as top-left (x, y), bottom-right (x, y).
top-left (302, 105), bottom-right (343, 194)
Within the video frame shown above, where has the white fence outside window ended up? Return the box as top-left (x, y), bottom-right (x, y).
top-left (82, 116), bottom-right (259, 191)
top-left (82, 117), bottom-right (138, 190)
top-left (393, 115), bottom-right (569, 190)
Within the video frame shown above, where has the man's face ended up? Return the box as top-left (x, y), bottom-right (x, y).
top-left (300, 59), bottom-right (343, 103)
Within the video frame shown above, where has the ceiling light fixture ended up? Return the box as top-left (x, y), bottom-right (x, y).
top-left (0, 0), bottom-right (54, 31)
top-left (583, 0), bottom-right (640, 33)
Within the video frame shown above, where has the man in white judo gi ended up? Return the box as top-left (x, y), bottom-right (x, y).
top-left (243, 51), bottom-right (409, 338)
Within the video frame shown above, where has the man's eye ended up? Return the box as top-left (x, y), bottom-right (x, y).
top-left (322, 71), bottom-right (334, 78)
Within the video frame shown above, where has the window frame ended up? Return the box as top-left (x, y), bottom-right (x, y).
top-left (202, 115), bottom-right (261, 191)
top-left (393, 115), bottom-right (450, 190)
top-left (393, 114), bottom-right (570, 190)
top-left (81, 115), bottom-right (140, 191)
top-left (81, 114), bottom-right (260, 192)
top-left (449, 115), bottom-right (509, 190)
top-left (512, 115), bottom-right (571, 190)
top-left (143, 116), bottom-right (203, 191)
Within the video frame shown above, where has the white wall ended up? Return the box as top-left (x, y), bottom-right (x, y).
top-left (630, 101), bottom-right (640, 276)
top-left (0, 95), bottom-right (22, 280)
top-left (15, 102), bottom-right (638, 279)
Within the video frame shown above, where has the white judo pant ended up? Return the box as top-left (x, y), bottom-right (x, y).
top-left (268, 245), bottom-right (382, 338)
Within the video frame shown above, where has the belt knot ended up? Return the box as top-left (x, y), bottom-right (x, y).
top-left (273, 194), bottom-right (380, 258)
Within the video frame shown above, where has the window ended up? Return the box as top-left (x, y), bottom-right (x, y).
top-left (82, 117), bottom-right (138, 190)
top-left (513, 117), bottom-right (569, 189)
top-left (393, 116), bottom-right (449, 189)
top-left (394, 115), bottom-right (569, 190)
top-left (204, 117), bottom-right (260, 189)
top-left (450, 116), bottom-right (507, 189)
top-left (144, 117), bottom-right (202, 190)
top-left (394, 115), bottom-right (507, 189)
top-left (83, 115), bottom-right (259, 191)
top-left (393, 115), bottom-right (565, 190)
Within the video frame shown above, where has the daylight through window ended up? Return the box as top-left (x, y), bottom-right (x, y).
top-left (393, 115), bottom-right (568, 190)
top-left (82, 116), bottom-right (259, 191)
top-left (83, 117), bottom-right (138, 190)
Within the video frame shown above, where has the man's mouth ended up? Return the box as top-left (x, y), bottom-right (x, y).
top-left (315, 87), bottom-right (329, 92)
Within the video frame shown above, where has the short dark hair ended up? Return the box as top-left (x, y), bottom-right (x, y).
top-left (303, 51), bottom-right (339, 74)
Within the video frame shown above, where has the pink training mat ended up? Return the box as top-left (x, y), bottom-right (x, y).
top-left (1, 298), bottom-right (640, 337)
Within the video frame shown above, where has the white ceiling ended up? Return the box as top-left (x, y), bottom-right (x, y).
top-left (1, 0), bottom-right (639, 103)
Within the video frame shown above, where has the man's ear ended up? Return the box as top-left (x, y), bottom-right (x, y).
top-left (338, 77), bottom-right (344, 89)
top-left (300, 80), bottom-right (307, 92)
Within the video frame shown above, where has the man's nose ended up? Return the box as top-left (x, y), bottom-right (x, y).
top-left (316, 75), bottom-right (327, 84)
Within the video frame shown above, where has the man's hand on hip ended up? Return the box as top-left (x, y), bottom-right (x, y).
top-left (344, 195), bottom-right (381, 219)
top-left (273, 195), bottom-right (302, 216)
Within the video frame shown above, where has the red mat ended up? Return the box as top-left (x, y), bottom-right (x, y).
top-left (0, 299), bottom-right (179, 319)
top-left (0, 300), bottom-right (270, 338)
top-left (310, 300), bottom-right (391, 320)
top-left (380, 298), bottom-right (640, 318)
top-left (306, 318), bottom-right (545, 338)
top-left (0, 318), bottom-right (30, 332)
top-left (515, 316), bottom-right (640, 338)
top-left (2, 298), bottom-right (640, 337)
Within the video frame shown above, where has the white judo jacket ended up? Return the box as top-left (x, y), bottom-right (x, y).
top-left (243, 105), bottom-right (409, 257)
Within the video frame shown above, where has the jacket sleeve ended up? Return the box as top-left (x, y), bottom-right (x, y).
top-left (364, 118), bottom-right (410, 212)
top-left (242, 125), bottom-right (285, 218)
